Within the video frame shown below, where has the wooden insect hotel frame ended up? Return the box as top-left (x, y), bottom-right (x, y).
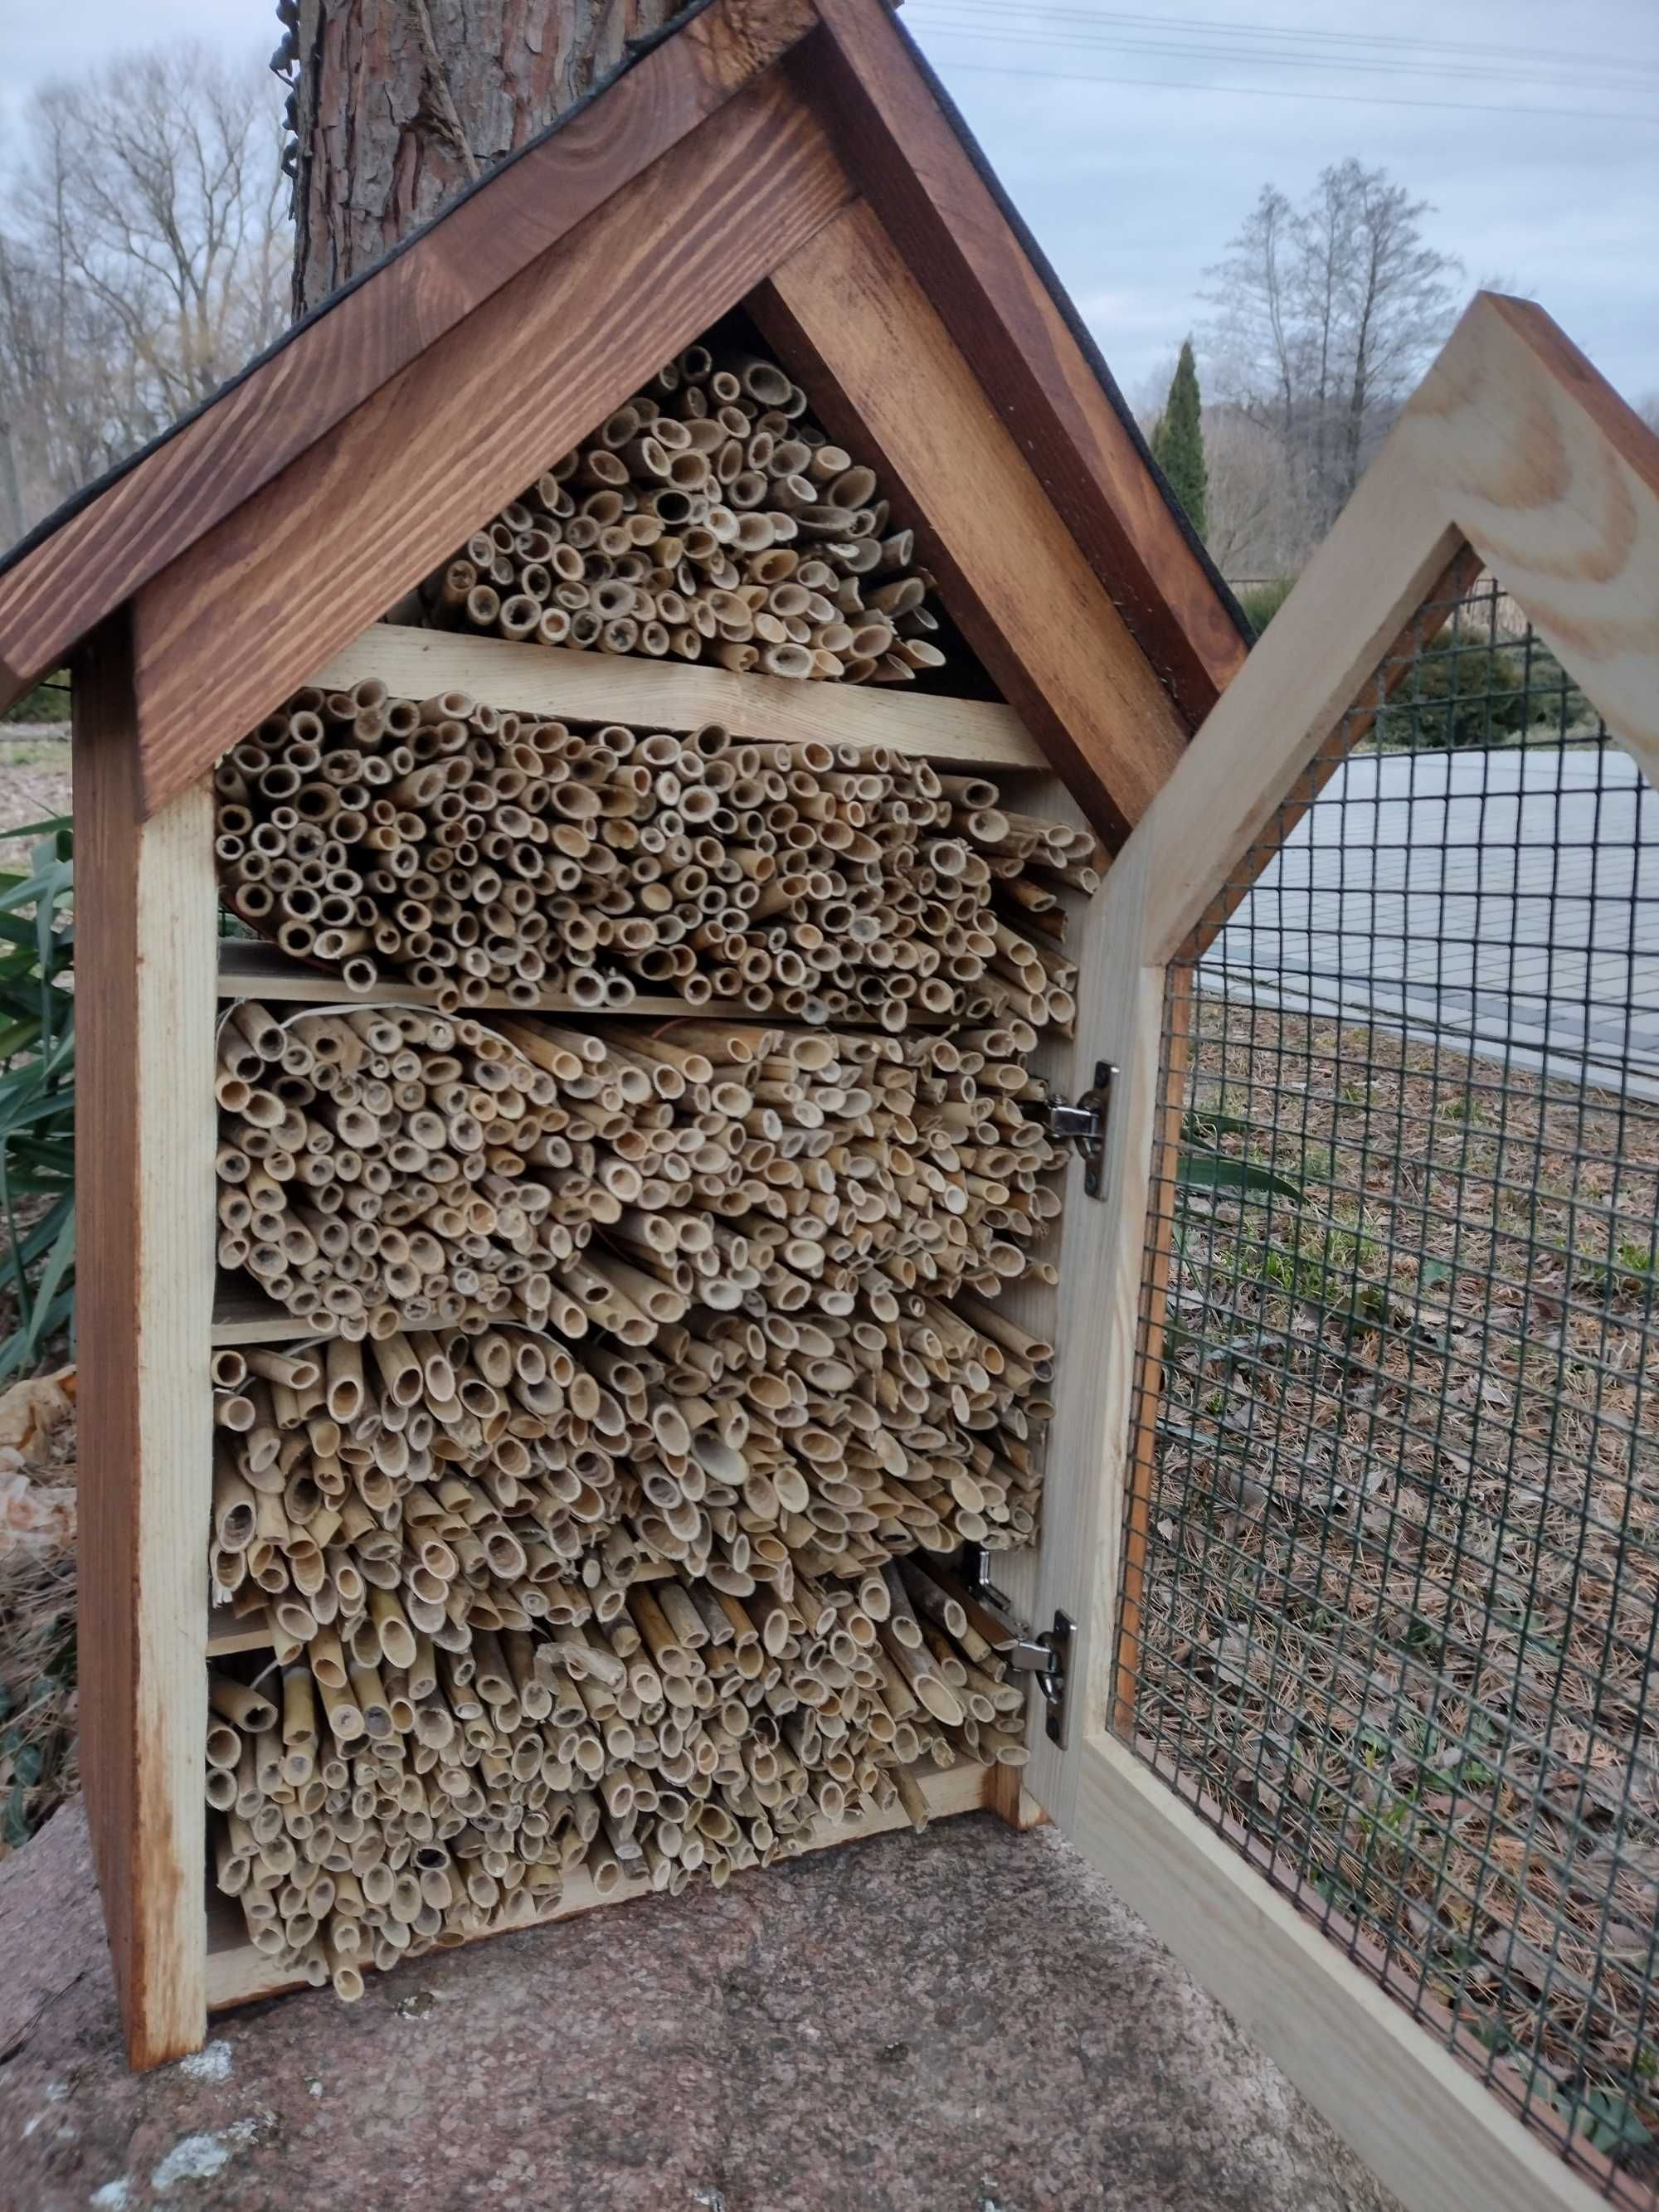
top-left (2, 0), bottom-right (1653, 2202)
top-left (0, 0), bottom-right (1240, 2073)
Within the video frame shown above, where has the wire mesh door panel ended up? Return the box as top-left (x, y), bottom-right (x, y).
top-left (1117, 571), bottom-right (1659, 2201)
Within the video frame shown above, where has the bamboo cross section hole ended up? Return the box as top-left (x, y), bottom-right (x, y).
top-left (401, 333), bottom-right (950, 688)
top-left (216, 688), bottom-right (1094, 1014)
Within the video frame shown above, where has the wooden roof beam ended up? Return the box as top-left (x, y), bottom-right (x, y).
top-left (129, 71), bottom-right (853, 816)
top-left (753, 200), bottom-right (1188, 845)
top-left (0, 0), bottom-right (819, 716)
top-left (795, 0), bottom-right (1247, 727)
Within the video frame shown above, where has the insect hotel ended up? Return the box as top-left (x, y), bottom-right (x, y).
top-left (3, 3), bottom-right (1657, 2209)
top-left (0, 0), bottom-right (1241, 2073)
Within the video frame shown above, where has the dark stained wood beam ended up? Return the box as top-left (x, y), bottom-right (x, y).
top-left (796, 0), bottom-right (1247, 728)
top-left (0, 0), bottom-right (819, 716)
top-left (131, 71), bottom-right (854, 815)
top-left (72, 613), bottom-right (219, 2064)
top-left (753, 200), bottom-right (1188, 845)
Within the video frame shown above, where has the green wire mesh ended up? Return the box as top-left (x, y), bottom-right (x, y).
top-left (1121, 575), bottom-right (1659, 2200)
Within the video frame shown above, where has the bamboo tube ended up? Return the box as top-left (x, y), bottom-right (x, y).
top-left (221, 693), bottom-right (1084, 1028)
top-left (207, 912), bottom-right (1078, 1993)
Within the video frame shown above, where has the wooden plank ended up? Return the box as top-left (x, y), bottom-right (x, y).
top-left (309, 623), bottom-right (1042, 766)
top-left (958, 757), bottom-right (1081, 1787)
top-left (214, 937), bottom-right (958, 1027)
top-left (1135, 467), bottom-right (1466, 970)
top-left (205, 1558), bottom-right (682, 1660)
top-left (130, 70), bottom-right (856, 818)
top-left (1402, 294), bottom-right (1659, 791)
top-left (1109, 972), bottom-right (1190, 1741)
top-left (215, 939), bottom-right (747, 1017)
top-left (796, 0), bottom-right (1246, 729)
top-left (211, 1274), bottom-right (332, 1348)
top-left (1183, 545), bottom-right (1481, 962)
top-left (1073, 1734), bottom-right (1604, 2212)
top-left (752, 202), bottom-right (1188, 847)
top-left (1017, 831), bottom-right (1162, 1827)
top-left (73, 615), bottom-right (218, 2068)
top-left (0, 0), bottom-right (820, 714)
top-left (206, 1758), bottom-right (995, 2011)
top-left (206, 1607), bottom-right (280, 1660)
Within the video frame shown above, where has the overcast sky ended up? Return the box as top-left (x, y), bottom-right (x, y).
top-left (3, 0), bottom-right (1656, 406)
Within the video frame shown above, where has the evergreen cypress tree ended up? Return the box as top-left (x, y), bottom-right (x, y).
top-left (1150, 338), bottom-right (1209, 542)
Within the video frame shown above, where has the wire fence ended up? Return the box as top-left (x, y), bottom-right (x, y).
top-left (1119, 576), bottom-right (1659, 2198)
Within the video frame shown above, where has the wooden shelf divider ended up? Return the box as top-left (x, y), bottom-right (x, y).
top-left (214, 937), bottom-right (975, 1026)
top-left (207, 1559), bottom-right (680, 1660)
top-left (307, 623), bottom-right (1040, 768)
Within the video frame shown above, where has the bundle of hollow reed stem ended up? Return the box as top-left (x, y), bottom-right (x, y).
top-left (207, 1552), bottom-right (1024, 1999)
top-left (401, 342), bottom-right (941, 686)
top-left (210, 1274), bottom-right (1051, 1640)
top-left (216, 1003), bottom-right (1064, 1364)
top-left (215, 698), bottom-right (1097, 1011)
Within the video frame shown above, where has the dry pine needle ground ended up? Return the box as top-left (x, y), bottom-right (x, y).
top-left (1140, 999), bottom-right (1659, 2166)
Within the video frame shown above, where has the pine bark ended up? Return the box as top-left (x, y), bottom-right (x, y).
top-left (288, 0), bottom-right (686, 315)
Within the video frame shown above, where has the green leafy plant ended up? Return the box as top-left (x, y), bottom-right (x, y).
top-left (1177, 1106), bottom-right (1305, 1208)
top-left (0, 817), bottom-right (75, 1379)
top-left (1564, 2086), bottom-right (1654, 2161)
top-left (1374, 627), bottom-right (1593, 752)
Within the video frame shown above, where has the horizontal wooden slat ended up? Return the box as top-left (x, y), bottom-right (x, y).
top-left (214, 938), bottom-right (964, 1025)
top-left (205, 1607), bottom-right (280, 1660)
top-left (216, 938), bottom-right (733, 1016)
top-left (0, 0), bottom-right (819, 714)
top-left (310, 624), bottom-right (1042, 766)
top-left (206, 1559), bottom-right (680, 1660)
top-left (211, 1276), bottom-right (329, 1348)
top-left (205, 1757), bottom-right (995, 2010)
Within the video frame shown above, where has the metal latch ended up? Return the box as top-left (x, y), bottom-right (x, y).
top-left (959, 1543), bottom-right (1074, 1748)
top-left (1043, 1061), bottom-right (1115, 1199)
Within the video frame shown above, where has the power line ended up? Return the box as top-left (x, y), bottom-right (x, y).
top-left (909, 43), bottom-right (1659, 123)
top-left (911, 1), bottom-right (1659, 77)
top-left (915, 10), bottom-right (1647, 94)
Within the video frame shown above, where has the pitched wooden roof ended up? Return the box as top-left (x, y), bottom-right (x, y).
top-left (0, 0), bottom-right (1248, 832)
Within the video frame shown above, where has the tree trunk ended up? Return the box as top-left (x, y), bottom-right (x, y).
top-left (286, 0), bottom-right (687, 315)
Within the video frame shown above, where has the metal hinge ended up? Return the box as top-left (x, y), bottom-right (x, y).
top-left (1042, 1060), bottom-right (1115, 1199)
top-left (960, 1543), bottom-right (1074, 1748)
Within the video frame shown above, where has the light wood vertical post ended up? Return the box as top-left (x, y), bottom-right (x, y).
top-left (73, 607), bottom-right (217, 2066)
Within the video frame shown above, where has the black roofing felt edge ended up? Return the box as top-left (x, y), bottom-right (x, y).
top-left (0, 0), bottom-right (724, 599)
top-left (876, 9), bottom-right (1253, 654)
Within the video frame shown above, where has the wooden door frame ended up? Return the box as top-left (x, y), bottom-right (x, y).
top-left (1040, 294), bottom-right (1659, 2212)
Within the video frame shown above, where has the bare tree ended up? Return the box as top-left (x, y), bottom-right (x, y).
top-left (0, 46), bottom-right (289, 531)
top-left (1201, 406), bottom-right (1311, 581)
top-left (1203, 161), bottom-right (1461, 542)
top-left (280, 0), bottom-right (689, 312)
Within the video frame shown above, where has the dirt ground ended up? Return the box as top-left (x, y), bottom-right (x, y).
top-left (0, 1795), bottom-right (1402, 2212)
top-left (1140, 992), bottom-right (1659, 2174)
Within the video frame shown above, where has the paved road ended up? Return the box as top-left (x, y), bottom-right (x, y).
top-left (1202, 741), bottom-right (1659, 1097)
